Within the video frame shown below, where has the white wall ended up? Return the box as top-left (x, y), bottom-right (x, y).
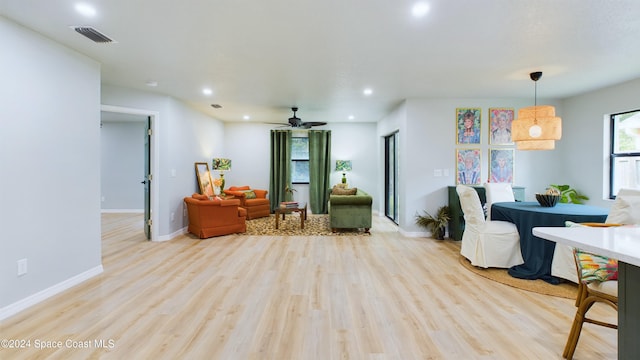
top-left (223, 122), bottom-right (274, 191)
top-left (166, 98), bottom-right (226, 233)
top-left (559, 77), bottom-right (640, 207)
top-left (100, 120), bottom-right (146, 211)
top-left (0, 18), bottom-right (102, 312)
top-left (328, 123), bottom-right (378, 208)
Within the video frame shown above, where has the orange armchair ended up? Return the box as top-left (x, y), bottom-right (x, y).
top-left (184, 193), bottom-right (247, 238)
top-left (224, 186), bottom-right (270, 219)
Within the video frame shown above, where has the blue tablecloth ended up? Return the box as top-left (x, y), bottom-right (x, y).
top-left (491, 202), bottom-right (608, 284)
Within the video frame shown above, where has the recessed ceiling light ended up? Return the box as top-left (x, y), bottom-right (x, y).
top-left (363, 88), bottom-right (373, 96)
top-left (348, 115), bottom-right (355, 120)
top-left (411, 2), bottom-right (430, 17)
top-left (146, 80), bottom-right (158, 87)
top-left (243, 115), bottom-right (250, 120)
top-left (75, 3), bottom-right (97, 17)
top-left (202, 88), bottom-right (213, 96)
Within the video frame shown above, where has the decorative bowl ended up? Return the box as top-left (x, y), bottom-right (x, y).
top-left (536, 193), bottom-right (560, 207)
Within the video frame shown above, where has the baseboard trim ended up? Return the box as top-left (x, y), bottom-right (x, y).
top-left (0, 265), bottom-right (104, 321)
top-left (400, 229), bottom-right (430, 238)
top-left (155, 226), bottom-right (188, 242)
top-left (101, 209), bottom-right (144, 213)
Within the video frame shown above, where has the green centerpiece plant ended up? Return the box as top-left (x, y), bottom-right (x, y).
top-left (548, 184), bottom-right (589, 204)
top-left (416, 205), bottom-right (450, 240)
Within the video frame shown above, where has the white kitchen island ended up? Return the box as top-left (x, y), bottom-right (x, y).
top-left (533, 226), bottom-right (640, 360)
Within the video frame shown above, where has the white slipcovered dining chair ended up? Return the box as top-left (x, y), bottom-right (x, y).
top-left (484, 183), bottom-right (515, 221)
top-left (456, 184), bottom-right (524, 268)
top-left (551, 188), bottom-right (640, 283)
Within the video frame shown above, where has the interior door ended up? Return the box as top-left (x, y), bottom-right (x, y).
top-left (143, 116), bottom-right (151, 239)
top-left (385, 132), bottom-right (399, 224)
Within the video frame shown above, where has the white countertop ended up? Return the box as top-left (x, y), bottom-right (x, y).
top-left (533, 226), bottom-right (640, 267)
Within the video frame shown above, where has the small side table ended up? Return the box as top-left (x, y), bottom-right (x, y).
top-left (275, 202), bottom-right (308, 229)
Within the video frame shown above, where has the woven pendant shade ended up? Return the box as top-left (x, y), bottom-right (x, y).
top-left (511, 106), bottom-right (562, 142)
top-left (515, 139), bottom-right (555, 150)
top-left (513, 72), bottom-right (562, 150)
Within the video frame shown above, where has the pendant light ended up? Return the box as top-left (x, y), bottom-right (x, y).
top-left (512, 71), bottom-right (562, 150)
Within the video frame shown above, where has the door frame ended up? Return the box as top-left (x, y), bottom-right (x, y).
top-left (101, 104), bottom-right (160, 241)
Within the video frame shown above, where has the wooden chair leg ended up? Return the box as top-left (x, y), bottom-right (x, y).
top-left (563, 297), bottom-right (596, 359)
top-left (563, 313), bottom-right (583, 359)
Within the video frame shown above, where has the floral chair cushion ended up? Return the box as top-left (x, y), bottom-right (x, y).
top-left (566, 221), bottom-right (618, 282)
top-left (575, 250), bottom-right (618, 282)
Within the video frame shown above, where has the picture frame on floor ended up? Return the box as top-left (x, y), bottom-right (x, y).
top-left (195, 162), bottom-right (214, 197)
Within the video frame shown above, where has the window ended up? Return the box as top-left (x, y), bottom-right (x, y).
top-left (610, 109), bottom-right (640, 198)
top-left (291, 137), bottom-right (309, 183)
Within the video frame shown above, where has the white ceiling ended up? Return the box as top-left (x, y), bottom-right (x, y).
top-left (2, 0), bottom-right (640, 125)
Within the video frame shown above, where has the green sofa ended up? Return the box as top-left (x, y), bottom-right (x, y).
top-left (328, 188), bottom-right (372, 233)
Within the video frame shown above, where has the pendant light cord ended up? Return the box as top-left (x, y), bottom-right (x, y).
top-left (532, 73), bottom-right (539, 123)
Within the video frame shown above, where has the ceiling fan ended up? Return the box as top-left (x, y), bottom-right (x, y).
top-left (276, 107), bottom-right (327, 129)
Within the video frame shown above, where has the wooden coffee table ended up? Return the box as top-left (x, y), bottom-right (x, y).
top-left (275, 202), bottom-right (308, 229)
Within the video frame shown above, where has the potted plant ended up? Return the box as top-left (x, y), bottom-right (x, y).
top-left (548, 184), bottom-right (589, 204)
top-left (416, 205), bottom-right (450, 240)
top-left (284, 185), bottom-right (297, 201)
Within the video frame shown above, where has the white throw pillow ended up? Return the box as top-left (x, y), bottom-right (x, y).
top-left (485, 183), bottom-right (515, 203)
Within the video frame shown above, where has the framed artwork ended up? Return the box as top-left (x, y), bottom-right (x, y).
top-left (489, 149), bottom-right (514, 183)
top-left (456, 148), bottom-right (481, 185)
top-left (456, 108), bottom-right (481, 144)
top-left (489, 108), bottom-right (514, 145)
top-left (194, 162), bottom-right (214, 197)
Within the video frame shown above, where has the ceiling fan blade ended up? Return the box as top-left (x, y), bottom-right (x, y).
top-left (302, 122), bottom-right (327, 127)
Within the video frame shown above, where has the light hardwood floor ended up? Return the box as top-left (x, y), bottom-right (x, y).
top-left (1, 214), bottom-right (616, 359)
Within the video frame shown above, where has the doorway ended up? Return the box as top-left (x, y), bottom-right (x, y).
top-left (100, 105), bottom-right (159, 240)
top-left (384, 131), bottom-right (399, 224)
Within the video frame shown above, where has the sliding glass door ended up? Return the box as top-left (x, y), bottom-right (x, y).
top-left (385, 132), bottom-right (399, 224)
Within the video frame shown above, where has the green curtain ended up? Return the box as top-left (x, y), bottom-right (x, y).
top-left (308, 130), bottom-right (332, 214)
top-left (269, 130), bottom-right (292, 212)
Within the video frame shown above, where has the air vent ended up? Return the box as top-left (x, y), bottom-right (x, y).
top-left (71, 26), bottom-right (116, 43)
top-left (211, 104), bottom-right (222, 109)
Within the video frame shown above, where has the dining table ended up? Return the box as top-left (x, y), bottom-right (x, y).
top-left (491, 201), bottom-right (609, 284)
top-left (533, 225), bottom-right (640, 358)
